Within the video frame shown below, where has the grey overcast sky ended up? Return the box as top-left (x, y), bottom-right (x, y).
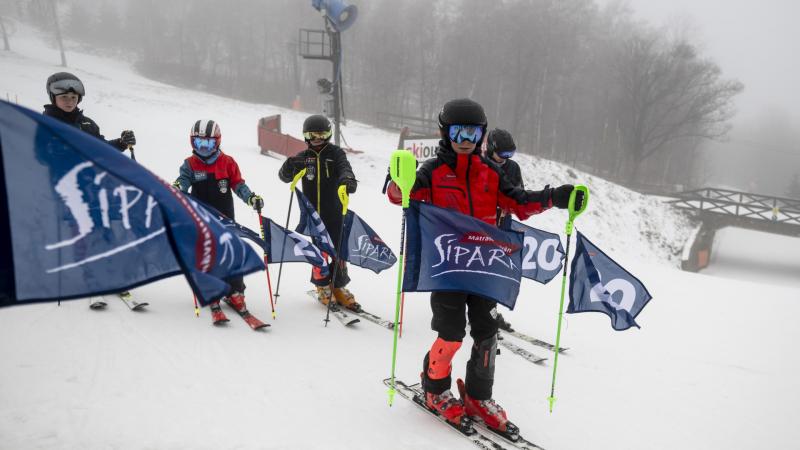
top-left (601, 0), bottom-right (800, 125)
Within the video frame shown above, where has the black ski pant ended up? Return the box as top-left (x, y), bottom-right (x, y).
top-left (422, 291), bottom-right (499, 400)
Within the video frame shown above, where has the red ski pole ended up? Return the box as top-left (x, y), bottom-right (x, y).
top-left (256, 207), bottom-right (277, 319)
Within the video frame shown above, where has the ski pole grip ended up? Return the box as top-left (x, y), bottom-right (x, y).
top-left (290, 168), bottom-right (306, 192)
top-left (338, 185), bottom-right (349, 215)
top-left (565, 185), bottom-right (589, 235)
top-left (389, 150), bottom-right (417, 208)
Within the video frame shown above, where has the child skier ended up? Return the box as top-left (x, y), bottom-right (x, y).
top-left (44, 72), bottom-right (137, 152)
top-left (277, 115), bottom-right (360, 311)
top-left (172, 119), bottom-right (264, 324)
top-left (386, 99), bottom-right (583, 435)
top-left (44, 72), bottom-right (138, 309)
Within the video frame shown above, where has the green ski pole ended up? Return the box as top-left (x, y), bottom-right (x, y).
top-left (548, 185), bottom-right (590, 413)
top-left (387, 149), bottom-right (417, 406)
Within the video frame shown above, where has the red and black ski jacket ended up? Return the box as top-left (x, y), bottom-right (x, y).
top-left (388, 143), bottom-right (553, 225)
top-left (175, 152), bottom-right (253, 220)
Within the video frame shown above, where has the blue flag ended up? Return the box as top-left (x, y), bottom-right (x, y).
top-left (0, 101), bottom-right (264, 307)
top-left (568, 231), bottom-right (652, 330)
top-left (189, 199), bottom-right (329, 278)
top-left (403, 201), bottom-right (524, 309)
top-left (509, 220), bottom-right (564, 284)
top-left (295, 189), bottom-right (336, 256)
top-left (340, 210), bottom-right (397, 273)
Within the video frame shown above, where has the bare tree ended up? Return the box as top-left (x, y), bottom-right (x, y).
top-left (614, 30), bottom-right (743, 181)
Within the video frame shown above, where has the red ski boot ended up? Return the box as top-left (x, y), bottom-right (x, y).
top-left (227, 292), bottom-right (247, 313)
top-left (210, 301), bottom-right (229, 325)
top-left (424, 389), bottom-right (466, 426)
top-left (457, 379), bottom-right (518, 439)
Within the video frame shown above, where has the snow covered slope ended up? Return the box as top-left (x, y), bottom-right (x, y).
top-left (2, 23), bottom-right (799, 450)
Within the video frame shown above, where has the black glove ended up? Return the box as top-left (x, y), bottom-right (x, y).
top-left (341, 177), bottom-right (358, 194)
top-left (551, 184), bottom-right (575, 209)
top-left (120, 130), bottom-right (136, 147)
top-left (248, 193), bottom-right (264, 211)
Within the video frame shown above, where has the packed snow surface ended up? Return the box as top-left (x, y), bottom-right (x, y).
top-left (2, 23), bottom-right (799, 450)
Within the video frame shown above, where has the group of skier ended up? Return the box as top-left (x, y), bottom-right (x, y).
top-left (44, 72), bottom-right (583, 437)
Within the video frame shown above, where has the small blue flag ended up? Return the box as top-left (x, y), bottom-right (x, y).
top-left (568, 231), bottom-right (652, 330)
top-left (508, 220), bottom-right (564, 284)
top-left (403, 201), bottom-right (524, 309)
top-left (295, 189), bottom-right (336, 256)
top-left (340, 210), bottom-right (397, 273)
top-left (0, 101), bottom-right (264, 307)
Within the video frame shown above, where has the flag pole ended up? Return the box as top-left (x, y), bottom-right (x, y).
top-left (387, 150), bottom-right (417, 406)
top-left (548, 185), bottom-right (589, 413)
top-left (273, 169), bottom-right (306, 306)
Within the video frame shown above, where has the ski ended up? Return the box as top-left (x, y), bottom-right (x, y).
top-left (496, 314), bottom-right (566, 353)
top-left (499, 330), bottom-right (567, 354)
top-left (89, 297), bottom-right (107, 309)
top-left (118, 291), bottom-right (148, 311)
top-left (223, 299), bottom-right (269, 330)
top-left (349, 308), bottom-right (394, 329)
top-left (383, 378), bottom-right (505, 450)
top-left (498, 339), bottom-right (547, 365)
top-left (307, 290), bottom-right (360, 327)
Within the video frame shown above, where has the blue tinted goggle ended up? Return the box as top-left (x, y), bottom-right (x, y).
top-left (448, 125), bottom-right (483, 144)
top-left (496, 149), bottom-right (516, 159)
top-left (192, 137), bottom-right (218, 154)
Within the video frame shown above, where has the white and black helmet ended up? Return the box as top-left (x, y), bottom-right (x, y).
top-left (46, 72), bottom-right (85, 104)
top-left (190, 119), bottom-right (222, 160)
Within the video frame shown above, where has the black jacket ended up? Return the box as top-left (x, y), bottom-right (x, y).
top-left (42, 105), bottom-right (125, 151)
top-left (492, 158), bottom-right (524, 189)
top-left (279, 143), bottom-right (355, 247)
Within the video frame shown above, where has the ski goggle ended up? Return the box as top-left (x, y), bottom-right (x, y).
top-left (192, 137), bottom-right (218, 155)
top-left (448, 125), bottom-right (483, 144)
top-left (496, 149), bottom-right (516, 159)
top-left (48, 78), bottom-right (86, 97)
top-left (303, 130), bottom-right (332, 141)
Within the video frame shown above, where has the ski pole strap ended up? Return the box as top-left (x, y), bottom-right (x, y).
top-left (565, 185), bottom-right (589, 235)
top-left (389, 150), bottom-right (417, 208)
top-left (290, 169), bottom-right (306, 192)
top-left (338, 185), bottom-right (349, 215)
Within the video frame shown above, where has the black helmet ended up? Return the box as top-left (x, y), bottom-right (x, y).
top-left (303, 114), bottom-right (332, 133)
top-left (438, 98), bottom-right (487, 145)
top-left (46, 72), bottom-right (85, 104)
top-left (486, 128), bottom-right (516, 158)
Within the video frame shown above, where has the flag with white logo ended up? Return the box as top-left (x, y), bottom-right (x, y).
top-left (294, 189), bottom-right (337, 256)
top-left (508, 220), bottom-right (564, 284)
top-left (403, 201), bottom-right (524, 309)
top-left (568, 231), bottom-right (652, 330)
top-left (0, 101), bottom-right (264, 307)
top-left (340, 210), bottom-right (397, 273)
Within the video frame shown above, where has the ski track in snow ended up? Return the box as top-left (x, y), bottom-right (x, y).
top-left (2, 21), bottom-right (800, 450)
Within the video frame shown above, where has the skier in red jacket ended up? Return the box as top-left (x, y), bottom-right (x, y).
top-left (173, 120), bottom-right (264, 324)
top-left (387, 98), bottom-right (582, 436)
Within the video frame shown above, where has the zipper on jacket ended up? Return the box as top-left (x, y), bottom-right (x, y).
top-left (466, 155), bottom-right (474, 217)
top-left (316, 154), bottom-right (321, 213)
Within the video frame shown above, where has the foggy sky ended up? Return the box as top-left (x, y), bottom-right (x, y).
top-left (604, 0), bottom-right (800, 125)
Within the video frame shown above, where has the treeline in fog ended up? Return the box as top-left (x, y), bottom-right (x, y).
top-left (5, 0), bottom-right (745, 192)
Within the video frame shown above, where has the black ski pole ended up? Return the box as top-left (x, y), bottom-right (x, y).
top-left (324, 185), bottom-right (350, 327)
top-left (273, 169), bottom-right (305, 305)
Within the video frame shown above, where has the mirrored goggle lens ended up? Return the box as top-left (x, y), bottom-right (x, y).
top-left (448, 125), bottom-right (483, 144)
top-left (49, 79), bottom-right (85, 97)
top-left (303, 130), bottom-right (332, 140)
top-left (496, 149), bottom-right (516, 159)
top-left (192, 137), bottom-right (217, 150)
